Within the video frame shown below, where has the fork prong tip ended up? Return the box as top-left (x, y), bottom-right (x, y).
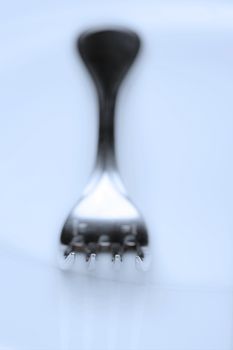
top-left (87, 253), bottom-right (97, 270)
top-left (59, 251), bottom-right (76, 270)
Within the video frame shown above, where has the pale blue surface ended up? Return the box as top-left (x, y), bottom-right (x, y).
top-left (0, 1), bottom-right (233, 349)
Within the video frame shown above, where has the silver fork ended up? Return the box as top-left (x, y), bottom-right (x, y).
top-left (59, 28), bottom-right (149, 271)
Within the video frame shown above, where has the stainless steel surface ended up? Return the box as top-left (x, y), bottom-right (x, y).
top-left (59, 29), bottom-right (149, 270)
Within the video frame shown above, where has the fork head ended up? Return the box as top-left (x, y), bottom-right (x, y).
top-left (59, 172), bottom-right (149, 270)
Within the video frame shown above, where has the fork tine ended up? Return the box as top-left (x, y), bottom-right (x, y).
top-left (135, 247), bottom-right (151, 271)
top-left (59, 251), bottom-right (76, 270)
top-left (87, 253), bottom-right (97, 270)
top-left (135, 255), bottom-right (144, 271)
top-left (113, 254), bottom-right (122, 270)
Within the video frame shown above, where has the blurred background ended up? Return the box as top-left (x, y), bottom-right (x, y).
top-left (0, 1), bottom-right (233, 349)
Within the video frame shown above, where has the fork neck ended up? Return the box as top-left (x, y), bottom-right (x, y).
top-left (96, 89), bottom-right (117, 170)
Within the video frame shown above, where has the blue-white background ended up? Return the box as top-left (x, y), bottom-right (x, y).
top-left (0, 1), bottom-right (233, 349)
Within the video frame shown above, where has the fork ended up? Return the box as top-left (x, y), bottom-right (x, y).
top-left (59, 28), bottom-right (149, 271)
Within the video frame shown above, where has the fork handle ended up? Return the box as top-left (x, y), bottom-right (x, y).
top-left (78, 29), bottom-right (140, 169)
top-left (97, 91), bottom-right (116, 167)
